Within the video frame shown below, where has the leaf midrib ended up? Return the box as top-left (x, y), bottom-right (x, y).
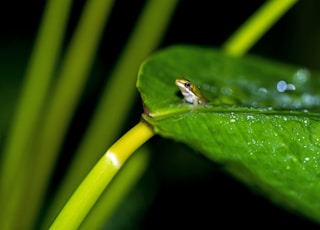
top-left (144, 106), bottom-right (320, 121)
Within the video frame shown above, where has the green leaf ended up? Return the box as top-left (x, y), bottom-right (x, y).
top-left (137, 45), bottom-right (320, 223)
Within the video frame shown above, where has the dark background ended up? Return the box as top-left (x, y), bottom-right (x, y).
top-left (1, 0), bottom-right (320, 229)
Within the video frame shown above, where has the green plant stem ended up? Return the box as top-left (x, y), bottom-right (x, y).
top-left (0, 0), bottom-right (73, 229)
top-left (49, 121), bottom-right (154, 229)
top-left (222, 0), bottom-right (298, 56)
top-left (80, 147), bottom-right (150, 229)
top-left (19, 0), bottom-right (115, 228)
top-left (44, 0), bottom-right (179, 226)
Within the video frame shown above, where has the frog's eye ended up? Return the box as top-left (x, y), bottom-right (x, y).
top-left (184, 82), bottom-right (191, 87)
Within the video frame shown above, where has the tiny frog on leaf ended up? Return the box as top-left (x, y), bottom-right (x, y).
top-left (175, 78), bottom-right (208, 106)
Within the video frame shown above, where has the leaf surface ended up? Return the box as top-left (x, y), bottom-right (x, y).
top-left (137, 45), bottom-right (320, 222)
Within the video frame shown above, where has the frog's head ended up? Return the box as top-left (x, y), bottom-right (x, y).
top-left (175, 78), bottom-right (197, 97)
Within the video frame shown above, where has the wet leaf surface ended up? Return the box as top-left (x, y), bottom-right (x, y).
top-left (137, 45), bottom-right (320, 222)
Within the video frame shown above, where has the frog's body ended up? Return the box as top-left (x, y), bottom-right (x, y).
top-left (175, 78), bottom-right (208, 106)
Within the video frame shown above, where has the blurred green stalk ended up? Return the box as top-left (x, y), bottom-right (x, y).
top-left (44, 0), bottom-right (179, 226)
top-left (223, 0), bottom-right (297, 56)
top-left (20, 0), bottom-right (115, 229)
top-left (80, 147), bottom-right (150, 229)
top-left (0, 0), bottom-right (73, 229)
top-left (49, 121), bottom-right (154, 229)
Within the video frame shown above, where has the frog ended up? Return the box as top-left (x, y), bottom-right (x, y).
top-left (175, 78), bottom-right (208, 106)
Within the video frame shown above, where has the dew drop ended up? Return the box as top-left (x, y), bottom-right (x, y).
top-left (246, 115), bottom-right (254, 120)
top-left (310, 123), bottom-right (320, 147)
top-left (286, 83), bottom-right (296, 91)
top-left (301, 94), bottom-right (320, 107)
top-left (221, 87), bottom-right (233, 96)
top-left (277, 80), bottom-right (296, 92)
top-left (293, 68), bottom-right (310, 85)
top-left (277, 80), bottom-right (287, 92)
top-left (258, 87), bottom-right (268, 94)
top-left (229, 112), bottom-right (237, 123)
